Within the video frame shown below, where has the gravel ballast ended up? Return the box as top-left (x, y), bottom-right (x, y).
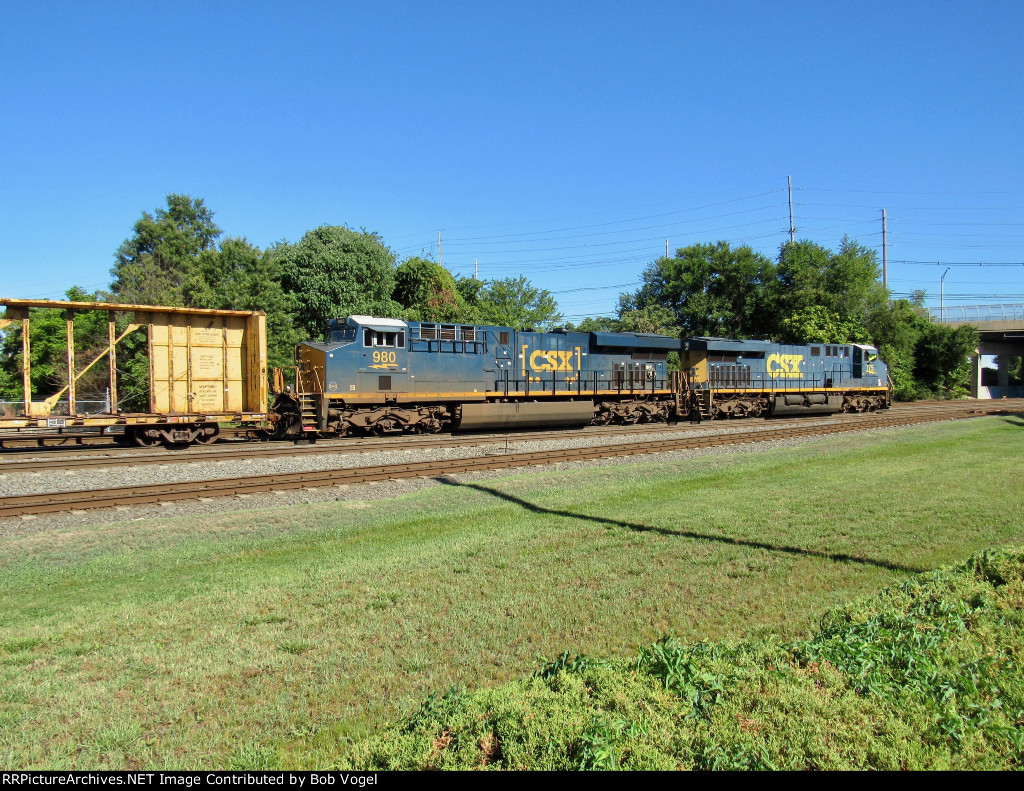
top-left (0, 418), bottom-right (913, 536)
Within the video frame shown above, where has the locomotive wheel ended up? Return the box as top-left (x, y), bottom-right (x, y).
top-left (371, 418), bottom-right (402, 435)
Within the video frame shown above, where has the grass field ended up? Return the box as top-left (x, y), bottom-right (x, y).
top-left (0, 416), bottom-right (1022, 769)
top-left (342, 545), bottom-right (1024, 770)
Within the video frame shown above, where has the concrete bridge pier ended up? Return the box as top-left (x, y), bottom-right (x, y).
top-left (969, 342), bottom-right (1023, 398)
top-left (997, 354), bottom-right (1012, 389)
top-left (934, 306), bottom-right (1024, 399)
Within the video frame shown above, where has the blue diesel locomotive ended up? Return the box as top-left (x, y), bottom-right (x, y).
top-left (270, 315), bottom-right (890, 438)
top-left (680, 336), bottom-right (891, 419)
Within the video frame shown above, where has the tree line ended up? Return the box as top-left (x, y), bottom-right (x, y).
top-left (589, 238), bottom-right (978, 400)
top-left (1, 194), bottom-right (976, 409)
top-left (0, 195), bottom-right (563, 409)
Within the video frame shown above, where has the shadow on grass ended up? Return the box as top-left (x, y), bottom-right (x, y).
top-left (436, 478), bottom-right (926, 575)
top-left (998, 415), bottom-right (1024, 427)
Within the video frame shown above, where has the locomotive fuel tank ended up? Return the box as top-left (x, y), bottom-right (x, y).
top-left (454, 400), bottom-right (596, 431)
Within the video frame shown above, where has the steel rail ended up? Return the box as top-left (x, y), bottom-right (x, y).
top-left (0, 401), bottom-right (1008, 474)
top-left (0, 406), bottom-right (1013, 519)
top-left (0, 426), bottom-right (257, 450)
top-left (0, 414), bottom-right (873, 472)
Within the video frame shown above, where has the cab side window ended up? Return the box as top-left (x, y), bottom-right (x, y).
top-left (363, 329), bottom-right (406, 348)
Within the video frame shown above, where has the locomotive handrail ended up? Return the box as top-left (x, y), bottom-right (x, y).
top-left (498, 370), bottom-right (671, 397)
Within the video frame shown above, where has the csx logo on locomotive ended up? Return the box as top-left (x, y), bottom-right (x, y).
top-left (525, 346), bottom-right (582, 373)
top-left (766, 353), bottom-right (804, 379)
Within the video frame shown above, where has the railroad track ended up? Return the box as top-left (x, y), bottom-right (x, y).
top-left (1, 403), bottom-right (1015, 519)
top-left (0, 426), bottom-right (256, 450)
top-left (0, 401), bottom-right (1008, 474)
top-left (0, 413), bottom-right (867, 473)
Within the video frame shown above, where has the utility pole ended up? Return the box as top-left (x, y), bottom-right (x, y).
top-left (882, 209), bottom-right (888, 288)
top-left (438, 230), bottom-right (442, 268)
top-left (665, 238), bottom-right (669, 258)
top-left (474, 257), bottom-right (478, 280)
top-left (788, 175), bottom-right (795, 243)
top-left (940, 265), bottom-right (950, 322)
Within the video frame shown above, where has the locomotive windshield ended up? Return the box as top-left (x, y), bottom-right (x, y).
top-left (328, 326), bottom-right (358, 344)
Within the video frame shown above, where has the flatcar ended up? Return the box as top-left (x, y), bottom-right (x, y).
top-left (270, 315), bottom-right (681, 438)
top-left (680, 337), bottom-right (891, 418)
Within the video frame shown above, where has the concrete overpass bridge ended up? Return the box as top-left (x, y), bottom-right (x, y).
top-left (930, 304), bottom-right (1024, 398)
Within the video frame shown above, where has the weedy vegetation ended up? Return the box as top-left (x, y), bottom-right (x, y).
top-left (340, 547), bottom-right (1024, 769)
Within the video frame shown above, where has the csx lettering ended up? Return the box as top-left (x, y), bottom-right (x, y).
top-left (529, 348), bottom-right (577, 372)
top-left (766, 353), bottom-right (803, 378)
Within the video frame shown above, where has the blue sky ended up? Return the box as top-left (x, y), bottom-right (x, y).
top-left (1, 1), bottom-right (1022, 324)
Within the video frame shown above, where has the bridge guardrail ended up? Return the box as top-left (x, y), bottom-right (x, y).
top-left (929, 304), bottom-right (1024, 323)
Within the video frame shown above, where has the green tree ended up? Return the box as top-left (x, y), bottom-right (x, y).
top-left (619, 234), bottom-right (977, 401)
top-left (777, 238), bottom-right (888, 334)
top-left (913, 323), bottom-right (977, 395)
top-left (189, 238), bottom-right (302, 370)
top-left (567, 316), bottom-right (618, 333)
top-left (110, 194), bottom-right (221, 306)
top-left (778, 305), bottom-right (868, 344)
top-left (477, 276), bottom-right (562, 330)
top-left (865, 299), bottom-right (931, 400)
top-left (455, 276), bottom-right (485, 310)
top-left (624, 242), bottom-right (779, 338)
top-left (392, 257), bottom-right (474, 322)
top-left (0, 287), bottom-right (112, 406)
top-left (826, 236), bottom-right (890, 322)
top-left (1009, 355), bottom-right (1023, 386)
top-left (775, 240), bottom-right (831, 313)
top-left (276, 226), bottom-right (403, 339)
top-left (616, 305), bottom-right (678, 336)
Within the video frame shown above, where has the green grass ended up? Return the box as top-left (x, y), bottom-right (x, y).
top-left (341, 546), bottom-right (1024, 769)
top-left (0, 416), bottom-right (1021, 768)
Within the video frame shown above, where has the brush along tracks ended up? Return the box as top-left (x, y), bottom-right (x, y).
top-left (0, 404), bottom-right (1015, 519)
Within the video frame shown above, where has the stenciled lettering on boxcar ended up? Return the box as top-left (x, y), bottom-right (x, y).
top-left (766, 353), bottom-right (804, 379)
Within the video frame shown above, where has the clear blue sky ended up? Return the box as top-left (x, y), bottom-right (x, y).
top-left (2, 1), bottom-right (1022, 324)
